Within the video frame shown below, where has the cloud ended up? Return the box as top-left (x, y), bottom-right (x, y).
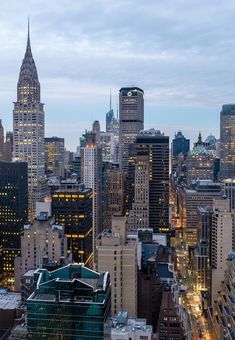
top-left (0, 1), bottom-right (234, 148)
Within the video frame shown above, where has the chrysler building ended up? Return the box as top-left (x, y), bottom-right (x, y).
top-left (13, 23), bottom-right (46, 219)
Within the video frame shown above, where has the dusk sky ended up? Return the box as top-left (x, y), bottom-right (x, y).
top-left (1, 1), bottom-right (235, 150)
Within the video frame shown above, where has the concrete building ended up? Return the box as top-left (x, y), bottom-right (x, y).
top-left (209, 252), bottom-right (235, 340)
top-left (127, 154), bottom-right (149, 231)
top-left (0, 290), bottom-right (22, 335)
top-left (178, 180), bottom-right (221, 246)
top-left (13, 24), bottom-right (47, 219)
top-left (14, 212), bottom-right (67, 291)
top-left (220, 104), bottom-right (235, 180)
top-left (81, 132), bottom-right (102, 239)
top-left (111, 311), bottom-right (152, 340)
top-left (0, 120), bottom-right (4, 160)
top-left (45, 136), bottom-right (65, 177)
top-left (211, 198), bottom-right (234, 304)
top-left (100, 132), bottom-right (115, 163)
top-left (223, 178), bottom-right (235, 211)
top-left (106, 168), bottom-right (126, 228)
top-left (97, 215), bottom-right (137, 316)
top-left (119, 87), bottom-right (144, 172)
top-left (27, 264), bottom-right (111, 339)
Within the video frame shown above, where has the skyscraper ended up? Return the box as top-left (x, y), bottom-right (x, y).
top-left (45, 136), bottom-right (65, 177)
top-left (220, 104), bottom-right (235, 179)
top-left (0, 162), bottom-right (28, 288)
top-left (0, 120), bottom-right (4, 160)
top-left (119, 87), bottom-right (144, 171)
top-left (13, 23), bottom-right (46, 219)
top-left (128, 129), bottom-right (169, 233)
top-left (4, 131), bottom-right (13, 161)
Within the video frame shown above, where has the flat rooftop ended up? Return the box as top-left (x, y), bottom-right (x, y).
top-left (0, 290), bottom-right (21, 310)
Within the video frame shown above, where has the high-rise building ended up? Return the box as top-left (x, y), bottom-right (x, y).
top-left (0, 120), bottom-right (4, 160)
top-left (172, 131), bottom-right (189, 174)
top-left (81, 132), bottom-right (102, 239)
top-left (27, 264), bottom-right (111, 339)
top-left (13, 24), bottom-right (46, 219)
top-left (97, 215), bottom-right (137, 316)
top-left (223, 178), bottom-right (235, 211)
top-left (220, 104), bottom-right (235, 179)
top-left (119, 87), bottom-right (144, 171)
top-left (52, 182), bottom-right (93, 268)
top-left (210, 198), bottom-right (233, 304)
top-left (127, 154), bottom-right (149, 230)
top-left (129, 129), bottom-right (169, 233)
top-left (100, 132), bottom-right (115, 163)
top-left (178, 180), bottom-right (221, 246)
top-left (45, 136), bottom-right (65, 177)
top-left (14, 212), bottom-right (67, 291)
top-left (106, 168), bottom-right (126, 228)
top-left (186, 133), bottom-right (214, 185)
top-left (4, 131), bottom-right (13, 161)
top-left (0, 162), bottom-right (28, 287)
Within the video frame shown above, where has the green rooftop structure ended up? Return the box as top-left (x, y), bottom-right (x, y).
top-left (27, 264), bottom-right (111, 339)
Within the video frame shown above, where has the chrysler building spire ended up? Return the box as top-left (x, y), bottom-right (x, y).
top-left (13, 22), bottom-right (46, 220)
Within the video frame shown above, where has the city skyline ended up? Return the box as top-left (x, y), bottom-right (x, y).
top-left (1, 1), bottom-right (235, 149)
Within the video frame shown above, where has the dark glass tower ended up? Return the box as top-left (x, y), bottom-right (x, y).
top-left (0, 162), bottom-right (28, 287)
top-left (220, 104), bottom-right (235, 179)
top-left (172, 131), bottom-right (189, 158)
top-left (119, 87), bottom-right (144, 172)
top-left (52, 183), bottom-right (93, 268)
top-left (13, 23), bottom-right (46, 220)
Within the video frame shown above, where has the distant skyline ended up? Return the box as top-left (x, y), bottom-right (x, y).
top-left (1, 1), bottom-right (235, 150)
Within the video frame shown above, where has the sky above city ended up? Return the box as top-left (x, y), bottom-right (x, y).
top-left (1, 0), bottom-right (235, 150)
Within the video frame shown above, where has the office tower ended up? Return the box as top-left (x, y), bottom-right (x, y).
top-left (223, 178), bottom-right (235, 210)
top-left (52, 182), bottom-right (93, 268)
top-left (119, 87), bottom-right (144, 171)
top-left (127, 154), bottom-right (149, 230)
top-left (13, 25), bottom-right (46, 219)
top-left (178, 180), bottom-right (221, 246)
top-left (211, 198), bottom-right (233, 304)
top-left (100, 132), bottom-right (115, 163)
top-left (81, 132), bottom-right (102, 238)
top-left (193, 206), bottom-right (212, 295)
top-left (172, 131), bottom-right (189, 174)
top-left (45, 136), bottom-right (65, 177)
top-left (27, 264), bottom-right (111, 339)
top-left (208, 252), bottom-right (235, 339)
top-left (129, 129), bottom-right (169, 233)
top-left (4, 131), bottom-right (13, 161)
top-left (14, 212), bottom-right (67, 291)
top-left (0, 162), bottom-right (28, 288)
top-left (68, 156), bottom-right (81, 181)
top-left (106, 91), bottom-right (119, 135)
top-left (106, 168), bottom-right (126, 228)
top-left (186, 133), bottom-right (214, 185)
top-left (157, 291), bottom-right (185, 340)
top-left (0, 120), bottom-right (4, 160)
top-left (220, 104), bottom-right (235, 179)
top-left (92, 120), bottom-right (101, 143)
top-left (97, 215), bottom-right (137, 316)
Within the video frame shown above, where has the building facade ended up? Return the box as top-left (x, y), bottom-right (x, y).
top-left (13, 26), bottom-right (46, 219)
top-left (14, 213), bottom-right (67, 291)
top-left (52, 182), bottom-right (93, 268)
top-left (119, 87), bottom-right (144, 172)
top-left (0, 162), bottom-right (28, 288)
top-left (220, 104), bottom-right (235, 180)
top-left (97, 215), bottom-right (137, 316)
top-left (45, 136), bottom-right (65, 177)
top-left (27, 264), bottom-right (111, 339)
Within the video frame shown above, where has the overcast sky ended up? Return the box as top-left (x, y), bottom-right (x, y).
top-left (1, 0), bottom-right (235, 150)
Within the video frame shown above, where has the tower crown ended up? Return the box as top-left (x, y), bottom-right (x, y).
top-left (17, 21), bottom-right (40, 103)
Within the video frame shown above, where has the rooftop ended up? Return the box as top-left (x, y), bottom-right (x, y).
top-left (0, 290), bottom-right (21, 310)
